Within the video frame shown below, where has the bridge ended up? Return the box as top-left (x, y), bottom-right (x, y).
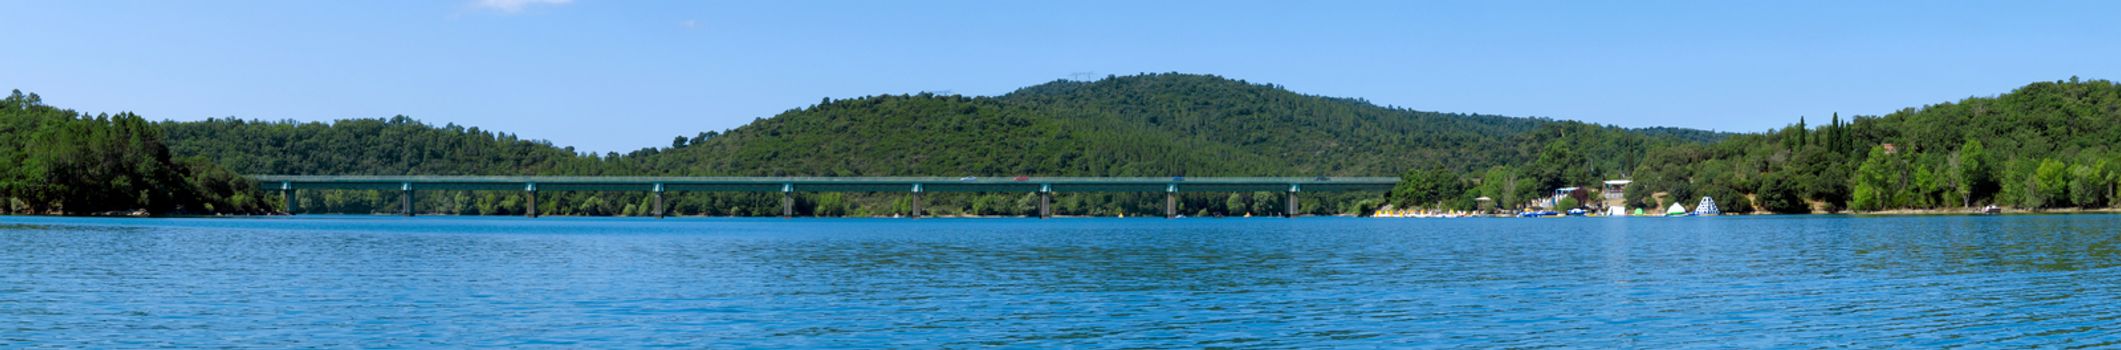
top-left (252, 175), bottom-right (1400, 218)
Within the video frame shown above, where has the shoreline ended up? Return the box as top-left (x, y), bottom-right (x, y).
top-left (0, 213), bottom-right (1356, 219)
top-left (1851, 207), bottom-right (2121, 216)
top-left (9, 208), bottom-right (2121, 219)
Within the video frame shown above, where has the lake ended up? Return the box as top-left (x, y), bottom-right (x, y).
top-left (4, 215), bottom-right (2120, 347)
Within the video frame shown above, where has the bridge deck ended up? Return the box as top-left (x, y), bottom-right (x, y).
top-left (252, 175), bottom-right (1400, 193)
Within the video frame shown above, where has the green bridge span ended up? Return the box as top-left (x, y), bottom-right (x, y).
top-left (251, 175), bottom-right (1400, 218)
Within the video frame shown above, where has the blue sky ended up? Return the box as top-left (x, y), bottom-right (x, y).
top-left (3, 1), bottom-right (2115, 153)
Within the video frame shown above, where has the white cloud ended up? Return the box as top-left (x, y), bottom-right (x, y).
top-left (680, 20), bottom-right (699, 29)
top-left (473, 0), bottom-right (572, 13)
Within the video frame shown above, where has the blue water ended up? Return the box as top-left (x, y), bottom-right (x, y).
top-left (4, 215), bottom-right (2121, 347)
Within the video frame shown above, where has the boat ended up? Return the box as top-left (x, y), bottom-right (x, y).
top-left (1694, 196), bottom-right (1720, 216)
top-left (1520, 210), bottom-right (1558, 217)
top-left (1566, 208), bottom-right (1587, 216)
top-left (1664, 203), bottom-right (1688, 217)
top-left (1607, 206), bottom-right (1627, 217)
top-left (1981, 205), bottom-right (2002, 215)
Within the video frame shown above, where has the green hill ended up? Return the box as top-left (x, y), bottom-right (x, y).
top-left (1598, 77), bottom-right (2121, 214)
top-left (637, 73), bottom-right (1720, 178)
top-left (160, 116), bottom-right (606, 176)
top-left (154, 73), bottom-right (1722, 182)
top-left (12, 73), bottom-right (1730, 216)
top-left (0, 91), bottom-right (269, 215)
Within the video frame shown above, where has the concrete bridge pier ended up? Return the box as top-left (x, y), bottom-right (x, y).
top-left (910, 184), bottom-right (924, 219)
top-left (1164, 184), bottom-right (1178, 219)
top-left (780, 194), bottom-right (792, 218)
top-left (525, 183), bottom-right (538, 218)
top-left (282, 189), bottom-right (297, 214)
top-left (1170, 183), bottom-right (1187, 218)
top-left (1287, 184), bottom-right (1300, 218)
top-left (279, 181), bottom-right (296, 214)
top-left (780, 183), bottom-right (794, 218)
top-left (1038, 184), bottom-right (1052, 219)
top-left (1165, 194), bottom-right (1176, 218)
top-left (1286, 192), bottom-right (1300, 217)
top-left (652, 183), bottom-right (666, 219)
top-left (400, 182), bottom-right (415, 217)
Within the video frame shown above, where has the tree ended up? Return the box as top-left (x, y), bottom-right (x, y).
top-left (2034, 159), bottom-right (2069, 208)
top-left (1755, 172), bottom-right (1808, 213)
top-left (1528, 140), bottom-right (1592, 192)
top-left (1951, 140), bottom-right (1989, 207)
top-left (2069, 161), bottom-right (2109, 208)
top-left (2109, 161), bottom-right (2121, 209)
top-left (1850, 146), bottom-right (1896, 211)
top-left (1779, 146), bottom-right (1847, 212)
top-left (1910, 161), bottom-right (1941, 208)
top-left (1475, 166), bottom-right (1527, 208)
top-left (1826, 113), bottom-right (1842, 153)
top-left (1390, 168), bottom-right (1467, 209)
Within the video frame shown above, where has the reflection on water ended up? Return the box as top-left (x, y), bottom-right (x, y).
top-left (4, 215), bottom-right (2121, 347)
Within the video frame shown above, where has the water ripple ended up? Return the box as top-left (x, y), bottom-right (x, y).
top-left (4, 215), bottom-right (2121, 347)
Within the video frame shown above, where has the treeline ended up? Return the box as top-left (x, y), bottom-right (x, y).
top-left (162, 116), bottom-right (606, 176)
top-left (1386, 120), bottom-right (1707, 211)
top-left (1390, 77), bottom-right (2121, 214)
top-left (0, 91), bottom-right (268, 215)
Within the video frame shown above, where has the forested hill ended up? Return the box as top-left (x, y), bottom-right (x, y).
top-left (161, 116), bottom-right (607, 176)
top-left (161, 73), bottom-right (1722, 179)
top-left (9, 73), bottom-right (1728, 216)
top-left (1387, 77), bottom-right (2121, 214)
top-left (631, 73), bottom-right (1723, 177)
top-left (994, 74), bottom-right (1546, 175)
top-left (0, 91), bottom-right (269, 215)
